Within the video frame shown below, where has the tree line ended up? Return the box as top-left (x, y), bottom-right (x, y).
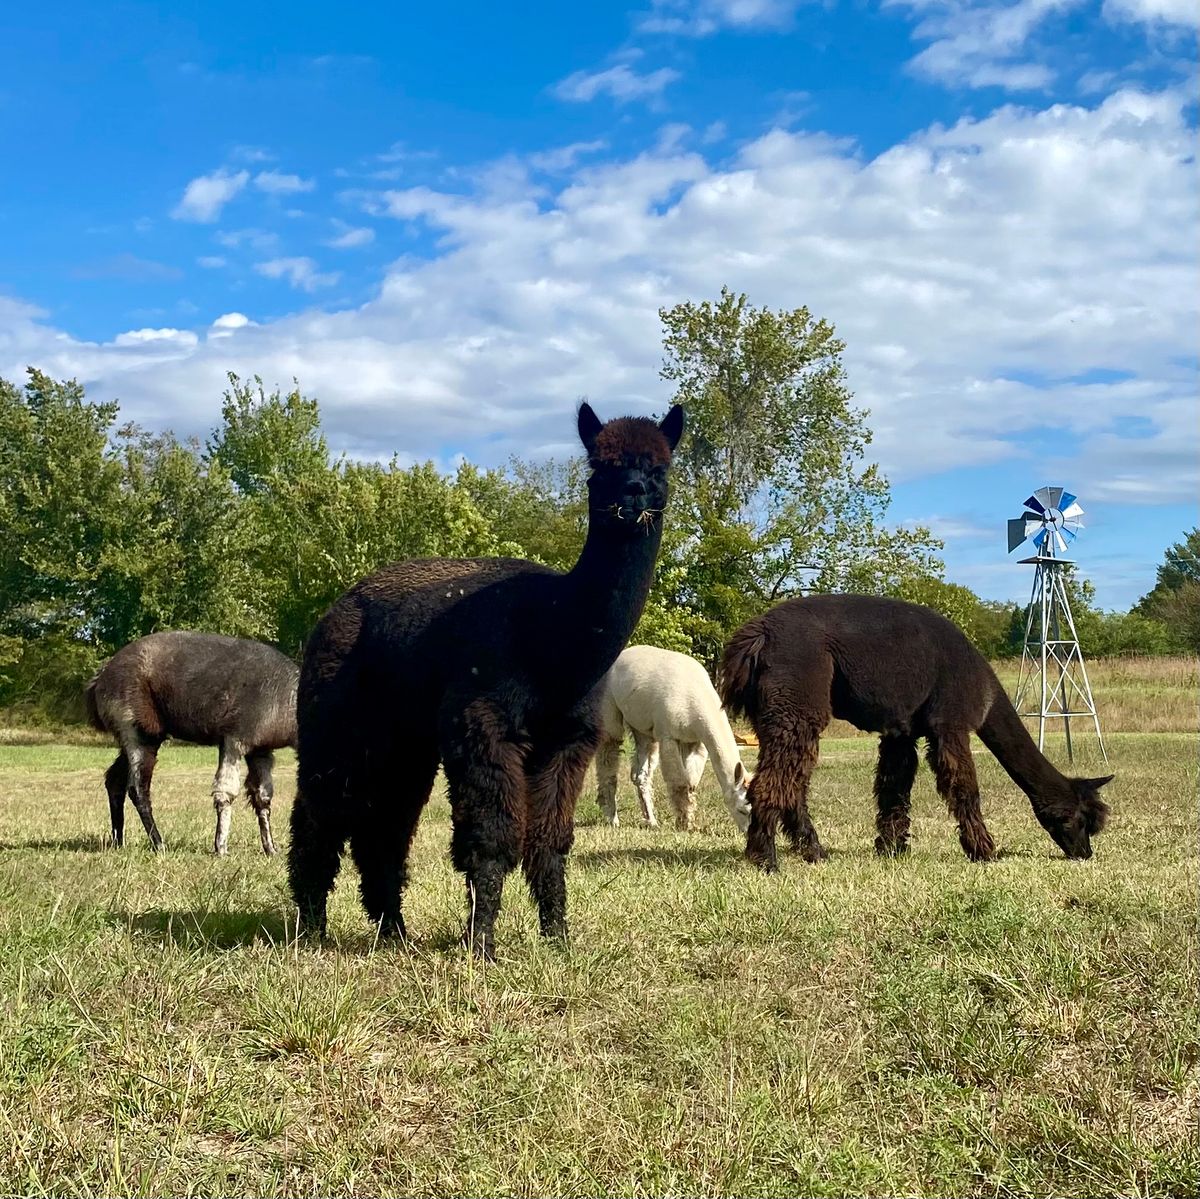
top-left (1, 290), bottom-right (1192, 723)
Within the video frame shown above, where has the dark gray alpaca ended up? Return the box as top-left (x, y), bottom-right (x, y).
top-left (85, 632), bottom-right (298, 854)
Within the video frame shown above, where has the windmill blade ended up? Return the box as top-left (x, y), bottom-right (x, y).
top-left (1059, 491), bottom-right (1077, 511)
top-left (1033, 527), bottom-right (1048, 550)
top-left (1025, 518), bottom-right (1045, 538)
top-left (1053, 528), bottom-right (1068, 554)
top-left (1036, 486), bottom-right (1064, 510)
top-left (1060, 501), bottom-right (1084, 520)
top-left (1060, 526), bottom-right (1078, 544)
top-left (1007, 518), bottom-right (1030, 552)
top-left (1023, 493), bottom-right (1046, 515)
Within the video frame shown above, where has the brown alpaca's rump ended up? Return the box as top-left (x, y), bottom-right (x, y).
top-left (722, 594), bottom-right (1113, 867)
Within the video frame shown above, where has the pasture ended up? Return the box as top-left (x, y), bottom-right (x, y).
top-left (0, 660), bottom-right (1195, 1197)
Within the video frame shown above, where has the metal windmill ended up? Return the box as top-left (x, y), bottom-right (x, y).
top-left (1008, 486), bottom-right (1107, 764)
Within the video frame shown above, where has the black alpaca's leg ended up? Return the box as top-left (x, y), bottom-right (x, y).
top-left (244, 748), bottom-right (277, 856)
top-left (746, 714), bottom-right (825, 871)
top-left (105, 752), bottom-right (129, 847)
top-left (288, 778), bottom-right (349, 938)
top-left (124, 738), bottom-right (165, 851)
top-left (349, 747), bottom-right (437, 941)
top-left (211, 737), bottom-right (243, 856)
top-left (874, 733), bottom-right (918, 856)
top-left (523, 722), bottom-right (600, 942)
top-left (442, 699), bottom-right (527, 959)
top-left (927, 731), bottom-right (996, 862)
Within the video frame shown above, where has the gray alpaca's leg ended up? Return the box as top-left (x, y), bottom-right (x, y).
top-left (874, 734), bottom-right (918, 856)
top-left (658, 739), bottom-right (699, 831)
top-left (105, 752), bottom-right (129, 847)
top-left (630, 732), bottom-right (660, 827)
top-left (244, 748), bottom-right (277, 856)
top-left (927, 731), bottom-right (996, 862)
top-left (211, 738), bottom-right (244, 856)
top-left (594, 735), bottom-right (622, 826)
top-left (124, 738), bottom-right (165, 851)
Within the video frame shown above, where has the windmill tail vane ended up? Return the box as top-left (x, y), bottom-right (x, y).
top-left (1008, 484), bottom-right (1107, 765)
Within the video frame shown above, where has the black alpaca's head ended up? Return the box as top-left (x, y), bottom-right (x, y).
top-left (1037, 774), bottom-right (1113, 859)
top-left (578, 402), bottom-right (684, 534)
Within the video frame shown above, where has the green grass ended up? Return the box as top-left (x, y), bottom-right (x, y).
top-left (0, 731), bottom-right (1195, 1197)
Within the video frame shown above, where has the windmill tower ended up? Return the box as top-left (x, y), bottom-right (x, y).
top-left (1008, 487), bottom-right (1107, 764)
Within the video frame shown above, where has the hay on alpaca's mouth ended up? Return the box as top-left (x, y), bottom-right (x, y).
top-left (596, 504), bottom-right (664, 530)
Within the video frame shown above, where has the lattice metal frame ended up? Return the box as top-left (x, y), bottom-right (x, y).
top-left (1008, 485), bottom-right (1107, 765)
top-left (1013, 556), bottom-right (1107, 764)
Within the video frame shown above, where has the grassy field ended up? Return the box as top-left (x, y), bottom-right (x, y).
top-left (0, 667), bottom-right (1195, 1196)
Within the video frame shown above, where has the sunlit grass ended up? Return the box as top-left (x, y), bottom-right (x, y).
top-left (0, 715), bottom-right (1194, 1195)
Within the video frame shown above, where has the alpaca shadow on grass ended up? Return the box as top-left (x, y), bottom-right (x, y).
top-left (576, 843), bottom-right (746, 870)
top-left (0, 834), bottom-right (111, 853)
top-left (122, 908), bottom-right (290, 949)
top-left (0, 834), bottom-right (214, 854)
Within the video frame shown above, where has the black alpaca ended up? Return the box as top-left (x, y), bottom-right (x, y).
top-left (85, 632), bottom-right (298, 854)
top-left (720, 595), bottom-right (1112, 871)
top-left (288, 402), bottom-right (683, 956)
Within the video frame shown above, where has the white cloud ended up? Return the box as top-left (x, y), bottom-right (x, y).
top-left (214, 228), bottom-right (280, 252)
top-left (888, 0), bottom-right (1082, 91)
top-left (197, 255), bottom-right (227, 269)
top-left (528, 140), bottom-right (609, 172)
top-left (253, 170), bottom-right (316, 195)
top-left (1103, 0), bottom-right (1200, 27)
top-left (111, 327), bottom-right (199, 349)
top-left (2, 88), bottom-right (1195, 509)
top-left (171, 168), bottom-right (250, 222)
top-left (324, 220), bottom-right (375, 249)
top-left (638, 0), bottom-right (802, 36)
top-left (208, 312), bottom-right (256, 339)
top-left (553, 63), bottom-right (681, 104)
top-left (253, 257), bottom-right (340, 291)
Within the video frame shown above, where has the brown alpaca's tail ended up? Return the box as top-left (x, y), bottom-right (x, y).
top-left (83, 675), bottom-right (107, 733)
top-left (719, 621), bottom-right (769, 723)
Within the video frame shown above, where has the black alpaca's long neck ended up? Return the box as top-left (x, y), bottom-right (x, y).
top-left (558, 517), bottom-right (663, 698)
top-left (976, 687), bottom-right (1068, 805)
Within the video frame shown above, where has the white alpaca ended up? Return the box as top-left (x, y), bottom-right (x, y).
top-left (595, 644), bottom-right (752, 833)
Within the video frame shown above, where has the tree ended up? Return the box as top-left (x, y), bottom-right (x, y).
top-left (1135, 529), bottom-right (1200, 653)
top-left (656, 288), bottom-right (943, 665)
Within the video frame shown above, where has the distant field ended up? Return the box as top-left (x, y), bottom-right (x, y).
top-left (0, 711), bottom-right (1194, 1195)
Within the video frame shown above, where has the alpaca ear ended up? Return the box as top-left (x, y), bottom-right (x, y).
top-left (734, 760), bottom-right (745, 785)
top-left (1085, 775), bottom-right (1115, 789)
top-left (578, 402), bottom-right (603, 456)
top-left (658, 404), bottom-right (684, 452)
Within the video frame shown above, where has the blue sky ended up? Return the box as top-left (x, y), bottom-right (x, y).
top-left (1, 0), bottom-right (1196, 608)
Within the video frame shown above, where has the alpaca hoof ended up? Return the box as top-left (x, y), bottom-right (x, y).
top-left (746, 848), bottom-right (778, 873)
top-left (965, 843), bottom-right (997, 863)
top-left (465, 934), bottom-right (496, 961)
top-left (377, 915), bottom-right (407, 941)
top-left (796, 842), bottom-right (828, 863)
top-left (875, 837), bottom-right (909, 858)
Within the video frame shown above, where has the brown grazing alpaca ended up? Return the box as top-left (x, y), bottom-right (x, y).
top-left (720, 595), bottom-right (1112, 871)
top-left (288, 402), bottom-right (683, 956)
top-left (85, 632), bottom-right (298, 854)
